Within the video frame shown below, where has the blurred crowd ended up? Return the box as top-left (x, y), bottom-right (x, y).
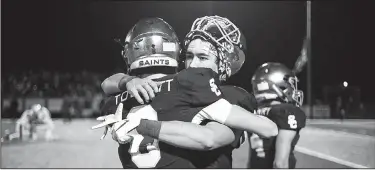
top-left (2, 70), bottom-right (105, 98)
top-left (2, 70), bottom-right (108, 119)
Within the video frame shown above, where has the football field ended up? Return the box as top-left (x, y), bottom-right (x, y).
top-left (1, 118), bottom-right (374, 168)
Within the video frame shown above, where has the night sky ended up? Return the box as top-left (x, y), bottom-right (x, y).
top-left (2, 0), bottom-right (374, 101)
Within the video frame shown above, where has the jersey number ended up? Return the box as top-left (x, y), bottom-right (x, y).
top-left (128, 106), bottom-right (161, 168)
top-left (209, 78), bottom-right (221, 96)
top-left (288, 115), bottom-right (297, 129)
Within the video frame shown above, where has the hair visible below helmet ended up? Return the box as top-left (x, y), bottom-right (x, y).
top-left (251, 62), bottom-right (304, 107)
top-left (184, 16), bottom-right (247, 81)
top-left (122, 17), bottom-right (181, 74)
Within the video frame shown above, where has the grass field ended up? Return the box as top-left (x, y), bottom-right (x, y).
top-left (1, 119), bottom-right (374, 168)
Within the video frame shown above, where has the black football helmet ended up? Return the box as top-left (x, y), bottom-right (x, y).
top-left (251, 62), bottom-right (304, 107)
top-left (121, 18), bottom-right (181, 74)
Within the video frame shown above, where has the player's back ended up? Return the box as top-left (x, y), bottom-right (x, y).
top-left (101, 73), bottom-right (197, 168)
top-left (249, 103), bottom-right (306, 169)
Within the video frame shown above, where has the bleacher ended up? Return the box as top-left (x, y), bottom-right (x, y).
top-left (2, 70), bottom-right (106, 118)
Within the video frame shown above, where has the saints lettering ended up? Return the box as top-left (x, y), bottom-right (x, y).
top-left (139, 59), bottom-right (170, 67)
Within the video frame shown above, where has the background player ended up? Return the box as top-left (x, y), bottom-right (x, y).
top-left (9, 104), bottom-right (56, 141)
top-left (248, 62), bottom-right (306, 169)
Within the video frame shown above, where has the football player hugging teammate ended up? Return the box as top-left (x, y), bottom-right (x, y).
top-left (94, 16), bottom-right (279, 168)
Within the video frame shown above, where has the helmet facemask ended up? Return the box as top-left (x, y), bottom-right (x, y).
top-left (184, 16), bottom-right (243, 81)
top-left (256, 75), bottom-right (303, 107)
top-left (277, 76), bottom-right (304, 107)
top-left (288, 76), bottom-right (304, 107)
top-left (189, 16), bottom-right (241, 53)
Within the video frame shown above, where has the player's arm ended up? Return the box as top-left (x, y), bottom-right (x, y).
top-left (184, 83), bottom-right (277, 138)
top-left (273, 130), bottom-right (296, 168)
top-left (139, 120), bottom-right (236, 150)
top-left (101, 73), bottom-right (159, 104)
top-left (105, 104), bottom-right (236, 151)
top-left (227, 105), bottom-right (278, 138)
top-left (101, 73), bottom-right (130, 95)
top-left (129, 105), bottom-right (237, 151)
top-left (15, 110), bottom-right (30, 134)
top-left (130, 102), bottom-right (276, 150)
top-left (17, 110), bottom-right (29, 123)
top-left (271, 107), bottom-right (306, 168)
top-left (130, 105), bottom-right (270, 150)
top-left (198, 99), bottom-right (278, 138)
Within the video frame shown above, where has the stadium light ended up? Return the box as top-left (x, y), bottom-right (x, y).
top-left (343, 81), bottom-right (348, 87)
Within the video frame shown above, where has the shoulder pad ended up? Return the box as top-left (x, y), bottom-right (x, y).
top-left (220, 85), bottom-right (257, 112)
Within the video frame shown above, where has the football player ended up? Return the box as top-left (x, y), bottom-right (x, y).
top-left (248, 62), bottom-right (306, 169)
top-left (98, 17), bottom-right (191, 168)
top-left (95, 16), bottom-right (278, 168)
top-left (12, 104), bottom-right (56, 141)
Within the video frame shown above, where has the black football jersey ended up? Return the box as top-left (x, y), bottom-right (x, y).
top-left (249, 103), bottom-right (306, 169)
top-left (101, 74), bottom-right (189, 168)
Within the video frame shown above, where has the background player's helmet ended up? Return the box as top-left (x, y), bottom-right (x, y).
top-left (184, 16), bottom-right (247, 81)
top-left (251, 62), bottom-right (304, 107)
top-left (31, 104), bottom-right (42, 112)
top-left (122, 17), bottom-right (181, 73)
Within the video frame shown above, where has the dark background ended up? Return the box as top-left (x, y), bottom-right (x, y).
top-left (2, 0), bottom-right (374, 102)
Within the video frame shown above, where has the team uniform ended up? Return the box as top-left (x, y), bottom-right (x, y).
top-left (101, 67), bottom-right (256, 168)
top-left (249, 103), bottom-right (306, 169)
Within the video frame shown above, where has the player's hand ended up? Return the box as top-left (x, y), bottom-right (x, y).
top-left (250, 133), bottom-right (265, 158)
top-left (111, 105), bottom-right (157, 146)
top-left (111, 118), bottom-right (159, 155)
top-left (111, 118), bottom-right (141, 145)
top-left (92, 103), bottom-right (123, 140)
top-left (124, 77), bottom-right (160, 104)
top-left (111, 117), bottom-right (158, 155)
